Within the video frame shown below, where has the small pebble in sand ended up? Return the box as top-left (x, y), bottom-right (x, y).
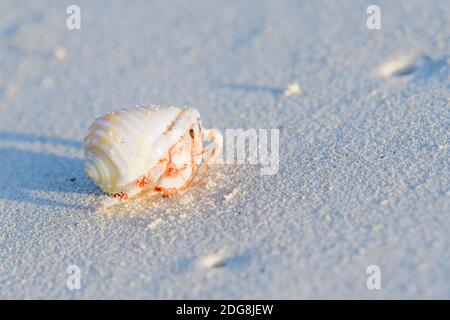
top-left (196, 250), bottom-right (228, 269)
top-left (372, 224), bottom-right (383, 232)
top-left (147, 218), bottom-right (164, 229)
top-left (283, 82), bottom-right (301, 96)
top-left (224, 187), bottom-right (240, 202)
top-left (377, 52), bottom-right (423, 77)
top-left (54, 47), bottom-right (67, 60)
top-left (41, 76), bottom-right (54, 87)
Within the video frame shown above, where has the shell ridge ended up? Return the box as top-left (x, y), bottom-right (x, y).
top-left (113, 107), bottom-right (182, 188)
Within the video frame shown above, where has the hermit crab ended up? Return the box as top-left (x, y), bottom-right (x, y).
top-left (84, 105), bottom-right (222, 208)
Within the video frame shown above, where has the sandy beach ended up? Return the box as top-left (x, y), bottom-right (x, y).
top-left (0, 0), bottom-right (449, 299)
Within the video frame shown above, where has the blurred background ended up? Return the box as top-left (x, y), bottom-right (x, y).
top-left (0, 0), bottom-right (449, 299)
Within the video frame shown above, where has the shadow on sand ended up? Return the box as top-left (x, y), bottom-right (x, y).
top-left (0, 132), bottom-right (99, 209)
top-left (414, 55), bottom-right (448, 80)
top-left (218, 83), bottom-right (284, 96)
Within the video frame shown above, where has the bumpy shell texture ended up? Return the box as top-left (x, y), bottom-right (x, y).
top-left (84, 105), bottom-right (201, 194)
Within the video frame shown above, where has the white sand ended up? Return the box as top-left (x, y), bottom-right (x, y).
top-left (0, 0), bottom-right (449, 299)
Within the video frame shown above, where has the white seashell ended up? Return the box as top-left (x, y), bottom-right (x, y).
top-left (377, 51), bottom-right (426, 77)
top-left (84, 105), bottom-right (222, 208)
top-left (283, 82), bottom-right (301, 96)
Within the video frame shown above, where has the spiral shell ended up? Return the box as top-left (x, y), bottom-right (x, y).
top-left (84, 105), bottom-right (222, 207)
